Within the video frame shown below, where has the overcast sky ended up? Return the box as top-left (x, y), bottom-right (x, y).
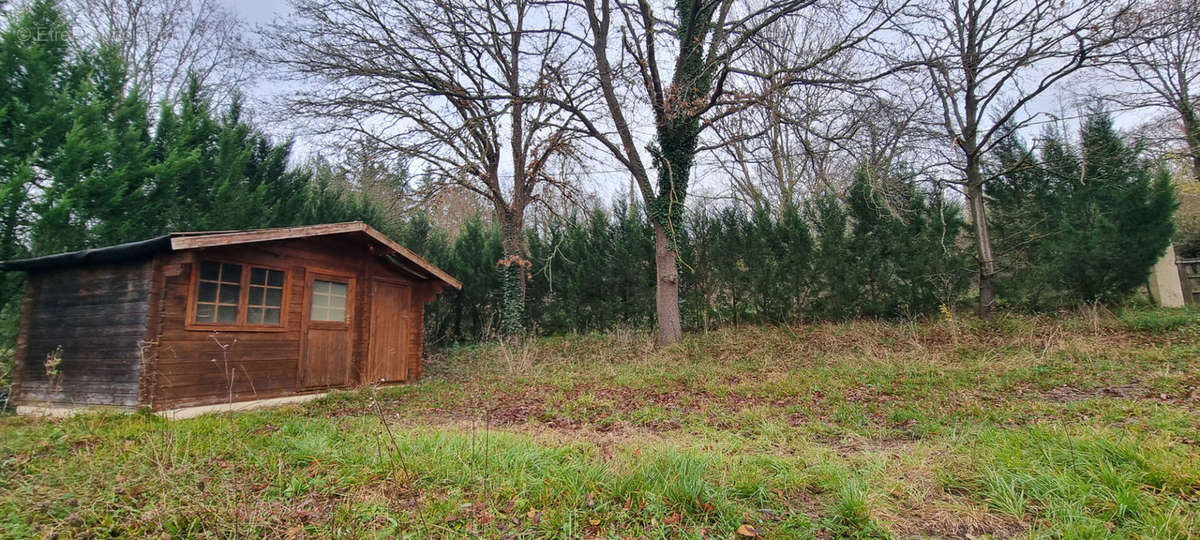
top-left (219, 0), bottom-right (289, 25)
top-left (214, 0), bottom-right (1157, 204)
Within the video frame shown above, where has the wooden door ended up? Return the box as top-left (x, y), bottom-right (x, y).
top-left (368, 279), bottom-right (411, 383)
top-left (301, 271), bottom-right (355, 388)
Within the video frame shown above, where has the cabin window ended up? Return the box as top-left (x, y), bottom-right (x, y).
top-left (192, 261), bottom-right (287, 327)
top-left (247, 268), bottom-right (285, 324)
top-left (195, 262), bottom-right (242, 323)
top-left (310, 279), bottom-right (348, 322)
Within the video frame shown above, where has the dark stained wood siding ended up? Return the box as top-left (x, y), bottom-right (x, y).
top-left (148, 234), bottom-right (441, 410)
top-left (14, 260), bottom-right (154, 407)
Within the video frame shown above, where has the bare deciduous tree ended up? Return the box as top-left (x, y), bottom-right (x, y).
top-left (264, 0), bottom-right (587, 337)
top-left (1102, 0), bottom-right (1200, 181)
top-left (711, 17), bottom-right (930, 212)
top-left (63, 0), bottom-right (253, 105)
top-left (548, 0), bottom-right (903, 345)
top-left (900, 0), bottom-right (1148, 315)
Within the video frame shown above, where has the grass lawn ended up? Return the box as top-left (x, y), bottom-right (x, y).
top-left (2, 308), bottom-right (1200, 538)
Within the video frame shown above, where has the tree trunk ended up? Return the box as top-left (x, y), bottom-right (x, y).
top-left (498, 211), bottom-right (527, 340)
top-left (653, 220), bottom-right (683, 346)
top-left (966, 161), bottom-right (997, 317)
top-left (1181, 102), bottom-right (1200, 182)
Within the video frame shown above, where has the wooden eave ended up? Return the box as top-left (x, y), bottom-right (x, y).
top-left (168, 222), bottom-right (462, 290)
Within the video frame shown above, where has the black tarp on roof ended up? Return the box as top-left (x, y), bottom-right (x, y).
top-left (0, 235), bottom-right (173, 271)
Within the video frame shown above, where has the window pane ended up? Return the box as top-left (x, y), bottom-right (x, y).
top-left (250, 267), bottom-right (266, 285)
top-left (265, 288), bottom-right (282, 307)
top-left (264, 308), bottom-right (280, 325)
top-left (311, 280), bottom-right (348, 322)
top-left (200, 262), bottom-right (220, 281)
top-left (246, 307), bottom-right (263, 324)
top-left (221, 264), bottom-right (241, 282)
top-left (217, 305), bottom-right (238, 323)
top-left (196, 304), bottom-right (215, 322)
top-left (197, 282), bottom-right (217, 302)
top-left (248, 287), bottom-right (264, 305)
top-left (267, 270), bottom-right (284, 287)
top-left (219, 283), bottom-right (240, 304)
top-left (310, 305), bottom-right (345, 322)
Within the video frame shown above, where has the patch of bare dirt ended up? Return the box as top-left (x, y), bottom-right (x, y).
top-left (891, 505), bottom-right (1026, 539)
top-left (819, 434), bottom-right (921, 458)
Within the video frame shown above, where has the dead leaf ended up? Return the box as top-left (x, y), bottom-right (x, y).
top-left (664, 512), bottom-right (681, 525)
top-left (737, 524), bottom-right (760, 537)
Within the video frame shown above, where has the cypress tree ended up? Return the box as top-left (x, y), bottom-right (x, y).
top-left (31, 46), bottom-right (154, 254)
top-left (1055, 113), bottom-right (1176, 303)
top-left (846, 169), bottom-right (969, 317)
top-left (810, 192), bottom-right (858, 319)
top-left (990, 112), bottom-right (1177, 306)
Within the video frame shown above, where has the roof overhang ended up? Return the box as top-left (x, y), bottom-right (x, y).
top-left (0, 222), bottom-right (462, 290)
top-left (0, 236), bottom-right (173, 271)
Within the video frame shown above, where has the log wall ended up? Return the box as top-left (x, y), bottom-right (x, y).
top-left (14, 259), bottom-right (154, 407)
top-left (147, 235), bottom-right (440, 409)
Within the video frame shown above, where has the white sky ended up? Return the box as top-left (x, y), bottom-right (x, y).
top-left (219, 0), bottom-right (287, 24)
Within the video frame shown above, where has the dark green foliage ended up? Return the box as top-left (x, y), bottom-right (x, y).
top-left (431, 214), bottom-right (504, 344)
top-left (988, 128), bottom-right (1062, 307)
top-left (647, 0), bottom-right (720, 231)
top-left (148, 81), bottom-right (311, 234)
top-left (810, 192), bottom-right (857, 319)
top-left (678, 203), bottom-right (818, 328)
top-left (296, 161), bottom-right (391, 230)
top-left (0, 1), bottom-right (386, 263)
top-left (408, 187), bottom-right (968, 345)
top-left (526, 202), bottom-right (655, 335)
top-left (845, 171), bottom-right (970, 317)
top-left (989, 112), bottom-right (1177, 306)
top-left (29, 47), bottom-right (155, 254)
top-left (1058, 115), bottom-right (1177, 302)
top-left (0, 0), bottom-right (87, 353)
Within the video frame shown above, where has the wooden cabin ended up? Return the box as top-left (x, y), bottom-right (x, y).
top-left (0, 222), bottom-right (461, 415)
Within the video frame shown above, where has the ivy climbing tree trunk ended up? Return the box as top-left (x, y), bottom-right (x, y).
top-left (1182, 102), bottom-right (1200, 182)
top-left (552, 0), bottom-right (894, 345)
top-left (497, 209), bottom-right (528, 339)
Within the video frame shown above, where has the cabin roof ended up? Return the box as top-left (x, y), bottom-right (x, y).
top-left (0, 222), bottom-right (462, 289)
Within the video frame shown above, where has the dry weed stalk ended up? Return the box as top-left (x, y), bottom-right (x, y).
top-left (367, 385), bottom-right (429, 530)
top-left (208, 334), bottom-right (246, 405)
top-left (499, 339), bottom-right (534, 375)
top-left (43, 345), bottom-right (65, 393)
